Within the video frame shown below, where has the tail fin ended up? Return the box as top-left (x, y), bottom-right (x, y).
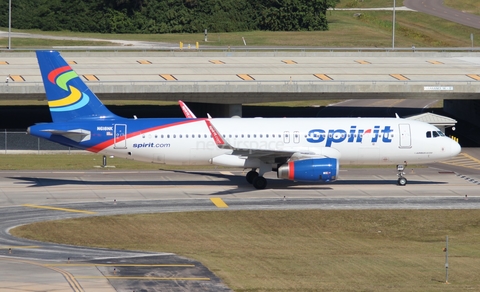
top-left (36, 50), bottom-right (119, 122)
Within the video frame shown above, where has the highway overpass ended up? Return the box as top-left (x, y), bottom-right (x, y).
top-left (0, 50), bottom-right (479, 118)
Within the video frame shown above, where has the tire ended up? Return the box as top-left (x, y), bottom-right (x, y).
top-left (397, 177), bottom-right (407, 186)
top-left (252, 176), bottom-right (267, 189)
top-left (246, 170), bottom-right (258, 184)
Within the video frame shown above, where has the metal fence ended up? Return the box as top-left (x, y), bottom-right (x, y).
top-left (0, 130), bottom-right (72, 153)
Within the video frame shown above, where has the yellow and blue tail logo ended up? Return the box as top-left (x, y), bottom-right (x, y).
top-left (47, 65), bottom-right (90, 112)
top-left (36, 51), bottom-right (118, 122)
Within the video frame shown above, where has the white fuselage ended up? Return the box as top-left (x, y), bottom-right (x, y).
top-left (96, 117), bottom-right (460, 169)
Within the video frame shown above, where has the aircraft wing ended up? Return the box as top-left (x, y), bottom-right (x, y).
top-left (205, 120), bottom-right (339, 164)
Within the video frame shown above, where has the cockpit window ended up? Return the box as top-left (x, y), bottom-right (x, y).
top-left (426, 130), bottom-right (446, 138)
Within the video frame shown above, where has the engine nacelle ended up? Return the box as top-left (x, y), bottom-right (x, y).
top-left (277, 158), bottom-right (338, 182)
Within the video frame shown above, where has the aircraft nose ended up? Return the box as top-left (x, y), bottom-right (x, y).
top-left (450, 139), bottom-right (461, 156)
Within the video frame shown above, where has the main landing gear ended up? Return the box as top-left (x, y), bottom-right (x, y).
top-left (246, 169), bottom-right (267, 190)
top-left (397, 164), bottom-right (407, 186)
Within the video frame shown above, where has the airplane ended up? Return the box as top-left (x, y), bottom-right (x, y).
top-left (28, 50), bottom-right (461, 189)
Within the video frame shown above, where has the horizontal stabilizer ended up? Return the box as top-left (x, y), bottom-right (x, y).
top-left (42, 129), bottom-right (91, 143)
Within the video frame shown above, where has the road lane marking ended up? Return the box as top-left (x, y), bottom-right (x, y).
top-left (9, 75), bottom-right (25, 82)
top-left (467, 74), bottom-right (480, 81)
top-left (355, 60), bottom-right (371, 64)
top-left (159, 74), bottom-right (177, 81)
top-left (237, 74), bottom-right (255, 80)
top-left (22, 204), bottom-right (96, 214)
top-left (0, 258), bottom-right (84, 292)
top-left (209, 60), bottom-right (225, 64)
top-left (82, 74), bottom-right (99, 81)
top-left (390, 74), bottom-right (409, 81)
top-left (210, 198), bottom-right (228, 208)
top-left (440, 153), bottom-right (480, 170)
top-left (314, 74), bottom-right (332, 80)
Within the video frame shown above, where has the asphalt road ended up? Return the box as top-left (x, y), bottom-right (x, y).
top-left (404, 0), bottom-right (480, 29)
top-left (0, 152), bottom-right (479, 291)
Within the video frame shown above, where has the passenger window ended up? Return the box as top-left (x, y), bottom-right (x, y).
top-left (426, 131), bottom-right (431, 138)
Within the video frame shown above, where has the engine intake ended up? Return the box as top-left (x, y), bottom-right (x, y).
top-left (277, 158), bottom-right (338, 182)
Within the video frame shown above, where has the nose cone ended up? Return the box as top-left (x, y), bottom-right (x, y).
top-left (451, 139), bottom-right (461, 157)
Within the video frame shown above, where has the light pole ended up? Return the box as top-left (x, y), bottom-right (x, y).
top-left (392, 0), bottom-right (396, 49)
top-left (8, 0), bottom-right (11, 50)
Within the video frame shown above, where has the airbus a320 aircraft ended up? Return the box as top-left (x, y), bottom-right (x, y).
top-left (28, 51), bottom-right (461, 189)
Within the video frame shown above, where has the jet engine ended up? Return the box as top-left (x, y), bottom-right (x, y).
top-left (277, 158), bottom-right (338, 182)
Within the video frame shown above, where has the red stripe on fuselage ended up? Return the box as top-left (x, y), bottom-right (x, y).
top-left (87, 119), bottom-right (205, 153)
top-left (48, 66), bottom-right (72, 84)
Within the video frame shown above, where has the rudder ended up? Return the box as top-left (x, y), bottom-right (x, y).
top-left (36, 50), bottom-right (118, 122)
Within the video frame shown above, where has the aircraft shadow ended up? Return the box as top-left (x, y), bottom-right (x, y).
top-left (7, 170), bottom-right (447, 194)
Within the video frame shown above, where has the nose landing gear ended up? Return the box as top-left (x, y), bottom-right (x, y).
top-left (397, 164), bottom-right (407, 186)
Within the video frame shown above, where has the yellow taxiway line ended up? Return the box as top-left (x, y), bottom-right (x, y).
top-left (210, 198), bottom-right (228, 208)
top-left (22, 204), bottom-right (96, 214)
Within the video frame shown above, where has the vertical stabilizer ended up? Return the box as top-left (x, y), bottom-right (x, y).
top-left (36, 50), bottom-right (119, 122)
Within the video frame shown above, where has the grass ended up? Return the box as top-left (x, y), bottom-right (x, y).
top-left (1, 5), bottom-right (479, 49)
top-left (337, 0), bottom-right (401, 8)
top-left (11, 209), bottom-right (480, 291)
top-left (0, 153), bottom-right (223, 171)
top-left (0, 37), bottom-right (115, 48)
top-left (444, 0), bottom-right (480, 16)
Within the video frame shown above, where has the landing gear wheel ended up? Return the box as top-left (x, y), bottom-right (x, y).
top-left (397, 177), bottom-right (407, 186)
top-left (252, 176), bottom-right (267, 190)
top-left (246, 170), bottom-right (259, 184)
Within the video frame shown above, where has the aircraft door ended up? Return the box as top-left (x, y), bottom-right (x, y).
top-left (114, 124), bottom-right (127, 149)
top-left (398, 124), bottom-right (411, 148)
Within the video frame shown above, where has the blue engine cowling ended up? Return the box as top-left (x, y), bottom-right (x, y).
top-left (277, 158), bottom-right (339, 182)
